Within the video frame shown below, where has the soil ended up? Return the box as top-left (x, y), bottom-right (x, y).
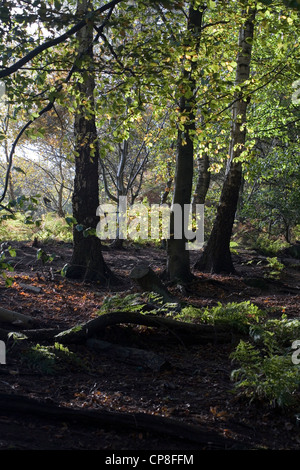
top-left (0, 239), bottom-right (300, 453)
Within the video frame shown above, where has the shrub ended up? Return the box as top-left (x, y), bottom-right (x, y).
top-left (264, 257), bottom-right (285, 280)
top-left (178, 301), bottom-right (264, 332)
top-left (231, 316), bottom-right (300, 408)
top-left (252, 235), bottom-right (290, 257)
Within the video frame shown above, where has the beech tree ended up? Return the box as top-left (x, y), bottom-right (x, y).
top-left (0, 0), bottom-right (123, 283)
top-left (166, 1), bottom-right (205, 282)
top-left (195, 4), bottom-right (256, 274)
top-left (0, 0), bottom-right (299, 285)
top-left (64, 0), bottom-right (115, 282)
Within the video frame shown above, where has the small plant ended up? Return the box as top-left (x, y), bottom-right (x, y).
top-left (98, 291), bottom-right (178, 316)
top-left (177, 301), bottom-right (264, 332)
top-left (230, 240), bottom-right (239, 255)
top-left (252, 235), bottom-right (290, 257)
top-left (231, 342), bottom-right (300, 408)
top-left (250, 316), bottom-right (300, 351)
top-left (264, 256), bottom-right (285, 280)
top-left (230, 316), bottom-right (300, 408)
top-left (99, 293), bottom-right (147, 314)
top-left (0, 243), bottom-right (16, 286)
top-left (22, 342), bottom-right (85, 374)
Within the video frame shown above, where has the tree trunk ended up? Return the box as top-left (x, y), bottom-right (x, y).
top-left (194, 160), bottom-right (243, 273)
top-left (4, 131), bottom-right (15, 201)
top-left (65, 0), bottom-right (113, 283)
top-left (167, 3), bottom-right (204, 283)
top-left (192, 153), bottom-right (210, 207)
top-left (166, 111), bottom-right (195, 282)
top-left (194, 8), bottom-right (256, 274)
top-left (130, 264), bottom-right (177, 303)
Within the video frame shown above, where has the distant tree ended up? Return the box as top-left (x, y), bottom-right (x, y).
top-left (26, 107), bottom-right (74, 217)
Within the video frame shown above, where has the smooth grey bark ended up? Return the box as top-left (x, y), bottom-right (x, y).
top-left (195, 8), bottom-right (256, 274)
top-left (192, 153), bottom-right (210, 207)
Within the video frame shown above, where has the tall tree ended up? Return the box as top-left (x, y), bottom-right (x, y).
top-left (166, 1), bottom-right (205, 283)
top-left (65, 0), bottom-right (113, 282)
top-left (195, 4), bottom-right (256, 274)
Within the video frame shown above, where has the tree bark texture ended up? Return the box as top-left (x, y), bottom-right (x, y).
top-left (192, 153), bottom-right (210, 207)
top-left (195, 8), bottom-right (256, 274)
top-left (66, 0), bottom-right (112, 283)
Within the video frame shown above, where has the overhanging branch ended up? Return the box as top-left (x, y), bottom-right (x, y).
top-left (0, 0), bottom-right (123, 79)
top-left (0, 2), bottom-right (120, 205)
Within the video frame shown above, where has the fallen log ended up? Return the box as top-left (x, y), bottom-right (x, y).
top-left (0, 307), bottom-right (36, 326)
top-left (55, 310), bottom-right (234, 345)
top-left (0, 392), bottom-right (246, 449)
top-left (18, 283), bottom-right (42, 294)
top-left (0, 327), bottom-right (60, 343)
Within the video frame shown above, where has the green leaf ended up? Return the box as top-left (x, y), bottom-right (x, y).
top-left (65, 216), bottom-right (77, 226)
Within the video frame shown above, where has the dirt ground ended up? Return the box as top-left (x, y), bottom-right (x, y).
top-left (0, 239), bottom-right (300, 453)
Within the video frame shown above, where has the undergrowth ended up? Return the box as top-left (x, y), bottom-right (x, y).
top-left (21, 342), bottom-right (86, 375)
top-left (175, 301), bottom-right (264, 333)
top-left (0, 212), bottom-right (72, 243)
top-left (231, 316), bottom-right (300, 408)
top-left (251, 234), bottom-right (290, 257)
top-left (97, 293), bottom-right (300, 409)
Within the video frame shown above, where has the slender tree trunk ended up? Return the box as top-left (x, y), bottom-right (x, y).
top-left (160, 160), bottom-right (173, 205)
top-left (192, 153), bottom-right (210, 207)
top-left (66, 0), bottom-right (113, 283)
top-left (167, 2), bottom-right (204, 283)
top-left (4, 112), bottom-right (15, 201)
top-left (111, 139), bottom-right (128, 248)
top-left (194, 8), bottom-right (256, 274)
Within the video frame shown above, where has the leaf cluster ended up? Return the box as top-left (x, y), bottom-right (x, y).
top-left (231, 316), bottom-right (300, 407)
top-left (22, 342), bottom-right (86, 375)
top-left (177, 300), bottom-right (264, 332)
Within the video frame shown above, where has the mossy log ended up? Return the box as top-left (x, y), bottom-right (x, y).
top-left (54, 310), bottom-right (233, 345)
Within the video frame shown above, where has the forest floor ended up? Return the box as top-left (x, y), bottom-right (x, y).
top-left (0, 239), bottom-right (300, 453)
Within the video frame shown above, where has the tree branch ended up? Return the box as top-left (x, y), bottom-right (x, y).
top-left (0, 0), bottom-right (124, 79)
top-left (0, 2), bottom-right (120, 204)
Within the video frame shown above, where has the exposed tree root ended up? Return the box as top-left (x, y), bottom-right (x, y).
top-left (54, 311), bottom-right (234, 345)
top-left (0, 310), bottom-right (236, 349)
top-left (0, 392), bottom-right (247, 449)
